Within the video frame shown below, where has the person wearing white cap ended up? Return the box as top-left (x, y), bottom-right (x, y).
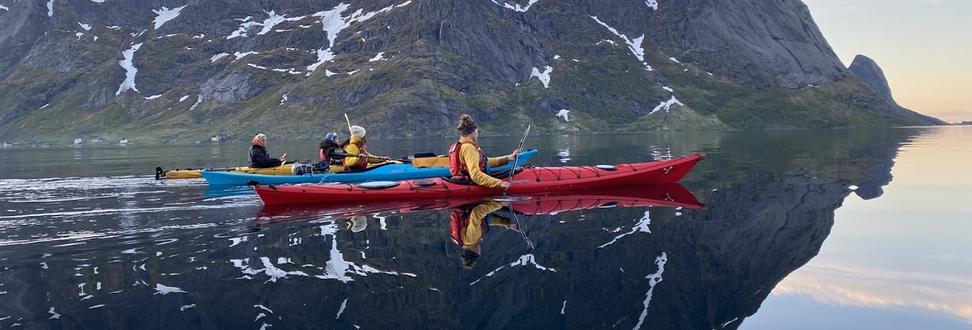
top-left (348, 215), bottom-right (368, 233)
top-left (249, 133), bottom-right (285, 168)
top-left (341, 125), bottom-right (371, 170)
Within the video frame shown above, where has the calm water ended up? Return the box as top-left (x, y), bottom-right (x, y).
top-left (0, 127), bottom-right (969, 329)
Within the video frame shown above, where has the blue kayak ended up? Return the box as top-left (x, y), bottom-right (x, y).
top-left (201, 149), bottom-right (538, 186)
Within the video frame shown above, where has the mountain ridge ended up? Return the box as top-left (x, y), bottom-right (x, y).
top-left (0, 0), bottom-right (943, 145)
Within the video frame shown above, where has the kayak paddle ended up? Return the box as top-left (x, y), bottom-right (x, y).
top-left (505, 123), bottom-right (531, 194)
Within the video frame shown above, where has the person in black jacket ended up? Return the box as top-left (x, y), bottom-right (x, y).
top-left (249, 133), bottom-right (285, 168)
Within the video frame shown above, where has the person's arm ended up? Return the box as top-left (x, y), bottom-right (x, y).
top-left (486, 156), bottom-right (509, 168)
top-left (486, 148), bottom-right (521, 167)
top-left (461, 201), bottom-right (504, 245)
top-left (343, 144), bottom-right (365, 167)
top-left (461, 144), bottom-right (504, 188)
top-left (259, 158), bottom-right (282, 168)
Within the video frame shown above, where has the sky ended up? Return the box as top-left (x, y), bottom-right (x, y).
top-left (802, 0), bottom-right (972, 123)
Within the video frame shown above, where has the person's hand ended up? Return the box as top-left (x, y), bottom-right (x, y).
top-left (507, 148), bottom-right (521, 161)
top-left (499, 182), bottom-right (511, 189)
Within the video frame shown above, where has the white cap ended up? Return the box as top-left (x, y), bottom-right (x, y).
top-left (349, 215), bottom-right (368, 233)
top-left (350, 125), bottom-right (366, 138)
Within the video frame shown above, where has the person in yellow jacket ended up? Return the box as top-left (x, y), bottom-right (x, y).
top-left (341, 125), bottom-right (382, 170)
top-left (447, 114), bottom-right (521, 188)
top-left (451, 201), bottom-right (516, 269)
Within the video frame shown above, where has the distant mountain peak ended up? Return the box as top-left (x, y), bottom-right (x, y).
top-left (848, 54), bottom-right (896, 104)
top-left (848, 54), bottom-right (946, 125)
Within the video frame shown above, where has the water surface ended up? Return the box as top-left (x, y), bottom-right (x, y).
top-left (0, 127), bottom-right (969, 329)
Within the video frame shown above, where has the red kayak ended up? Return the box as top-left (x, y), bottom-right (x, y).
top-left (255, 154), bottom-right (704, 207)
top-left (257, 183), bottom-right (703, 220)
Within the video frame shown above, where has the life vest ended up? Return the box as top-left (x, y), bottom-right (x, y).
top-left (450, 207), bottom-right (489, 246)
top-left (340, 138), bottom-right (368, 168)
top-left (319, 139), bottom-right (342, 163)
top-left (448, 141), bottom-right (486, 180)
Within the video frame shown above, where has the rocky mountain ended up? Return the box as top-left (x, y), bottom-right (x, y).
top-left (847, 54), bottom-right (945, 125)
top-left (847, 55), bottom-right (896, 104)
top-left (0, 0), bottom-right (944, 144)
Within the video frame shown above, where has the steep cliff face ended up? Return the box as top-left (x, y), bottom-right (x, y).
top-left (0, 0), bottom-right (942, 144)
top-left (647, 0), bottom-right (847, 88)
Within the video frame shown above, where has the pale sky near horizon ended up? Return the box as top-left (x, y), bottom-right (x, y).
top-left (802, 0), bottom-right (971, 123)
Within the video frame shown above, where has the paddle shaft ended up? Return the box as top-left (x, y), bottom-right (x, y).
top-left (510, 209), bottom-right (535, 250)
top-left (344, 113), bottom-right (353, 135)
top-left (504, 124), bottom-right (532, 194)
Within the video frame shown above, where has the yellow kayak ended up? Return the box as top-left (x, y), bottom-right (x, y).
top-left (156, 163), bottom-right (294, 180)
top-left (157, 155), bottom-right (449, 180)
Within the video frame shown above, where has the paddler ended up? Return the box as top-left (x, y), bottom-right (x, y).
top-left (449, 114), bottom-right (521, 188)
top-left (317, 131), bottom-right (340, 171)
top-left (451, 201), bottom-right (517, 269)
top-left (249, 133), bottom-right (285, 168)
top-left (340, 125), bottom-right (383, 171)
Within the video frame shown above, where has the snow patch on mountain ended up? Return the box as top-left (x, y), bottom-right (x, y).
top-left (307, 1), bottom-right (412, 75)
top-left (210, 53), bottom-right (230, 63)
top-left (188, 96), bottom-right (203, 111)
top-left (224, 10), bottom-right (306, 39)
top-left (644, 0), bottom-right (658, 10)
top-left (368, 52), bottom-right (385, 62)
top-left (530, 66), bottom-right (553, 88)
top-left (490, 0), bottom-right (539, 12)
top-left (115, 43), bottom-right (143, 95)
top-left (233, 51), bottom-right (258, 61)
top-left (152, 5), bottom-right (187, 29)
top-left (259, 11), bottom-right (306, 35)
top-left (649, 95), bottom-right (683, 115)
top-left (590, 16), bottom-right (653, 71)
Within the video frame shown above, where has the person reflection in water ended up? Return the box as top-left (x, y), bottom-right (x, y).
top-left (451, 201), bottom-right (518, 269)
top-left (346, 215), bottom-right (368, 233)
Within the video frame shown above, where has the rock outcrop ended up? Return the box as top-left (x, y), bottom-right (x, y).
top-left (848, 54), bottom-right (946, 125)
top-left (848, 54), bottom-right (896, 104)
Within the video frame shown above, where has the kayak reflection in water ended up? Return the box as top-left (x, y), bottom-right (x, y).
top-left (451, 200), bottom-right (519, 269)
top-left (249, 133), bottom-right (286, 168)
top-left (448, 114), bottom-right (521, 189)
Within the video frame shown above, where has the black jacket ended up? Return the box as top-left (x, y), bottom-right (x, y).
top-left (249, 145), bottom-right (282, 168)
